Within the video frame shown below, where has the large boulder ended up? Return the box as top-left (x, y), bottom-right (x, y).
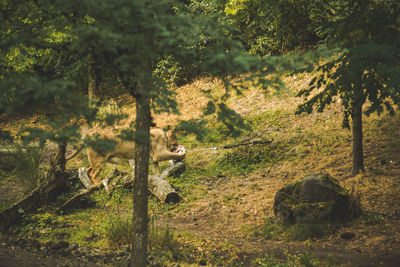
top-left (273, 173), bottom-right (353, 224)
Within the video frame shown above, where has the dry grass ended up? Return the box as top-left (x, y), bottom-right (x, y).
top-left (152, 74), bottom-right (400, 264)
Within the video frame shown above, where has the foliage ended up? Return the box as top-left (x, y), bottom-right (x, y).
top-left (299, 0), bottom-right (400, 116)
top-left (0, 0), bottom-right (324, 150)
top-left (225, 0), bottom-right (318, 55)
top-left (297, 42), bottom-right (400, 128)
top-left (0, 0), bottom-right (99, 149)
top-left (154, 55), bottom-right (193, 86)
top-left (296, 0), bottom-right (400, 174)
top-left (187, 0), bottom-right (320, 56)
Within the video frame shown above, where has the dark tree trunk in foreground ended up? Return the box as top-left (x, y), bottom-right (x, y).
top-left (352, 102), bottom-right (364, 175)
top-left (131, 93), bottom-right (151, 267)
top-left (88, 55), bottom-right (100, 102)
top-left (47, 142), bottom-right (69, 200)
top-left (50, 142), bottom-right (67, 174)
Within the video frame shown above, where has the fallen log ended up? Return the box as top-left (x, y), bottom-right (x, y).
top-left (59, 161), bottom-right (184, 211)
top-left (120, 160), bottom-right (184, 204)
top-left (0, 144), bottom-right (69, 232)
top-left (140, 160), bottom-right (185, 204)
top-left (58, 183), bottom-right (102, 212)
top-left (78, 167), bottom-right (93, 188)
top-left (0, 170), bottom-right (69, 233)
top-left (59, 168), bottom-right (127, 212)
top-left (0, 186), bottom-right (42, 233)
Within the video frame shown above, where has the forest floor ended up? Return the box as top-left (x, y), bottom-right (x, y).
top-left (1, 74), bottom-right (400, 266)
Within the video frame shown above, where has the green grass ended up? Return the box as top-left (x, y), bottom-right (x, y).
top-left (255, 217), bottom-right (286, 240)
top-left (246, 110), bottom-right (291, 131)
top-left (254, 216), bottom-right (339, 242)
top-left (254, 251), bottom-right (340, 267)
top-left (210, 141), bottom-right (291, 176)
top-left (174, 108), bottom-right (301, 178)
top-left (9, 207), bottom-right (109, 248)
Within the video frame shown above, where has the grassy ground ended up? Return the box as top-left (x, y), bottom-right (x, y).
top-left (1, 73), bottom-right (400, 266)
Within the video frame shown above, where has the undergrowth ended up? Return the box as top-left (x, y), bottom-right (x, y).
top-left (0, 144), bottom-right (43, 192)
top-left (255, 216), bottom-right (339, 242)
top-left (254, 251), bottom-right (340, 267)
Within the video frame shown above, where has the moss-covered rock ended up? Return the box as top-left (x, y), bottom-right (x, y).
top-left (273, 173), bottom-right (353, 225)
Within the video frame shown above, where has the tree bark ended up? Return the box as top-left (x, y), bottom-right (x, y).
top-left (50, 142), bottom-right (67, 174)
top-left (46, 142), bottom-right (69, 200)
top-left (351, 102), bottom-right (364, 175)
top-left (131, 93), bottom-right (151, 267)
top-left (148, 162), bottom-right (184, 204)
top-left (88, 55), bottom-right (100, 102)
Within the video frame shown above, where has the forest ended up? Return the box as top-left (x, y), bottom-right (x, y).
top-left (0, 0), bottom-right (399, 266)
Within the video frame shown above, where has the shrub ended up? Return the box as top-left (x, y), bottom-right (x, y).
top-left (104, 214), bottom-right (188, 263)
top-left (104, 216), bottom-right (133, 250)
top-left (154, 55), bottom-right (196, 86)
top-left (148, 215), bottom-right (189, 262)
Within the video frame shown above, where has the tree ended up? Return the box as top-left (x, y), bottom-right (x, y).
top-left (296, 0), bottom-right (400, 175)
top-left (0, 0), bottom-right (98, 152)
top-left (224, 0), bottom-right (318, 55)
top-left (132, 85), bottom-right (151, 266)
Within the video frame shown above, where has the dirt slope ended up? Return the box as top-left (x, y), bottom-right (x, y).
top-left (153, 75), bottom-right (400, 265)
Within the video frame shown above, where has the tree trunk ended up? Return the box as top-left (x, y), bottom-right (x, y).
top-left (88, 55), bottom-right (100, 102)
top-left (130, 93), bottom-right (151, 267)
top-left (351, 102), bottom-right (364, 175)
top-left (50, 142), bottom-right (67, 174)
top-left (46, 142), bottom-right (69, 200)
